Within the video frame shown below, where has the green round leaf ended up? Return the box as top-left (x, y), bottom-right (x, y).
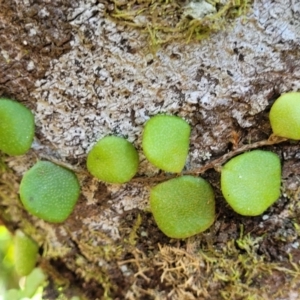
top-left (87, 136), bottom-right (139, 183)
top-left (269, 92), bottom-right (300, 140)
top-left (221, 150), bottom-right (281, 216)
top-left (142, 115), bottom-right (191, 173)
top-left (4, 289), bottom-right (21, 300)
top-left (150, 175), bottom-right (215, 238)
top-left (0, 98), bottom-right (34, 155)
top-left (23, 267), bottom-right (47, 298)
top-left (13, 230), bottom-right (38, 277)
top-left (20, 161), bottom-right (80, 223)
top-left (0, 225), bottom-right (12, 254)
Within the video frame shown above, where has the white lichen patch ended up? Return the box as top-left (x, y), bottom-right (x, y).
top-left (32, 0), bottom-right (300, 161)
top-left (183, 1), bottom-right (216, 20)
top-left (83, 213), bottom-right (121, 241)
top-left (188, 149), bottom-right (212, 168)
top-left (27, 0), bottom-right (300, 239)
top-left (108, 182), bottom-right (150, 213)
top-left (80, 176), bottom-right (100, 206)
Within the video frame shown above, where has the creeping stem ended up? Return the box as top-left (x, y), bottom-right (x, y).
top-left (133, 135), bottom-right (288, 183)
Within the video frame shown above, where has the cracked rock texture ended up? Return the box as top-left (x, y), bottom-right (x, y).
top-left (1, 0), bottom-right (300, 299)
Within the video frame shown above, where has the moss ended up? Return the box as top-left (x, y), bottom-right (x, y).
top-left (106, 0), bottom-right (252, 49)
top-left (2, 152), bottom-right (300, 299)
top-left (128, 213), bottom-right (142, 245)
top-left (0, 155), bottom-right (8, 173)
top-left (148, 229), bottom-right (300, 299)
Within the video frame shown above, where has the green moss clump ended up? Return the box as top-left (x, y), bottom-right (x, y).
top-left (107, 0), bottom-right (252, 48)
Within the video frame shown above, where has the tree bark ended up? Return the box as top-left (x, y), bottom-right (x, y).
top-left (1, 0), bottom-right (300, 299)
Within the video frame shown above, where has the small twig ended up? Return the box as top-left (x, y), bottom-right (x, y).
top-left (133, 135), bottom-right (288, 184)
top-left (32, 150), bottom-right (89, 175)
top-left (22, 135), bottom-right (289, 184)
top-left (131, 173), bottom-right (177, 184)
top-left (185, 135), bottom-right (288, 175)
